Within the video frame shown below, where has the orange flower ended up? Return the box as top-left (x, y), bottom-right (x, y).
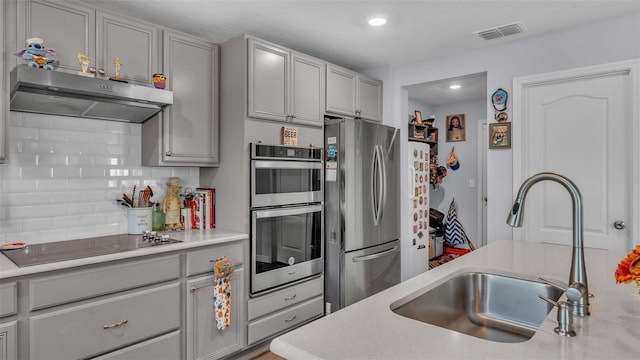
top-left (615, 245), bottom-right (640, 284)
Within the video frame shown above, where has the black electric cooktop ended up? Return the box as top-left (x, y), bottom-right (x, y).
top-left (1, 234), bottom-right (181, 267)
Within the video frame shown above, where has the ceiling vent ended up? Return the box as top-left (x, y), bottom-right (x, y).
top-left (475, 22), bottom-right (525, 40)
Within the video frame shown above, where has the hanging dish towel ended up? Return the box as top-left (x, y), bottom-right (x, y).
top-left (445, 198), bottom-right (474, 250)
top-left (213, 257), bottom-right (235, 330)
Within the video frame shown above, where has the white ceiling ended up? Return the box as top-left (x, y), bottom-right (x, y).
top-left (74, 0), bottom-right (639, 105)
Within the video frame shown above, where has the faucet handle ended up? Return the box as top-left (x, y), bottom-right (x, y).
top-left (538, 294), bottom-right (577, 337)
top-left (566, 282), bottom-right (586, 302)
top-left (539, 277), bottom-right (589, 301)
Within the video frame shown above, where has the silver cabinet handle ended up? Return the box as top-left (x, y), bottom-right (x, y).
top-left (284, 294), bottom-right (297, 301)
top-left (103, 319), bottom-right (128, 329)
top-left (284, 315), bottom-right (297, 323)
top-left (165, 151), bottom-right (172, 156)
top-left (613, 220), bottom-right (625, 230)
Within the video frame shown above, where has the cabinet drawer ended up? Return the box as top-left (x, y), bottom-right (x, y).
top-left (30, 255), bottom-right (180, 310)
top-left (90, 330), bottom-right (181, 360)
top-left (30, 282), bottom-right (180, 360)
top-left (0, 282), bottom-right (17, 317)
top-left (248, 295), bottom-right (323, 345)
top-left (186, 242), bottom-right (244, 277)
top-left (248, 275), bottom-right (323, 321)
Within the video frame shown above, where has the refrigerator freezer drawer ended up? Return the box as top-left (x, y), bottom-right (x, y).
top-left (343, 240), bottom-right (400, 307)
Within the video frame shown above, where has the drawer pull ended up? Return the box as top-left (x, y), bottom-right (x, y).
top-left (284, 294), bottom-right (297, 301)
top-left (103, 319), bottom-right (129, 329)
top-left (284, 315), bottom-right (297, 323)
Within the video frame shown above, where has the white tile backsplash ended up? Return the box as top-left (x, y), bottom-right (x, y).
top-left (0, 112), bottom-right (200, 245)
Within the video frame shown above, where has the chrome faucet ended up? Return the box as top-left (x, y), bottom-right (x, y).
top-left (507, 172), bottom-right (590, 317)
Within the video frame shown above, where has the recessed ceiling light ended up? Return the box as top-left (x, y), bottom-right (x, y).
top-left (449, 84), bottom-right (462, 90)
top-left (368, 18), bottom-right (387, 26)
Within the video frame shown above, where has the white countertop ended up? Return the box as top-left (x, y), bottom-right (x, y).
top-left (271, 240), bottom-right (640, 360)
top-left (0, 228), bottom-right (247, 279)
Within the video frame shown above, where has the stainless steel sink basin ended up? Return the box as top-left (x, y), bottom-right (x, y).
top-left (391, 271), bottom-right (564, 343)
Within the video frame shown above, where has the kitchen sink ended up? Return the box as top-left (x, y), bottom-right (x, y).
top-left (391, 271), bottom-right (564, 343)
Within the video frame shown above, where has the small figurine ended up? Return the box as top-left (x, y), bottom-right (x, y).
top-left (162, 177), bottom-right (184, 230)
top-left (77, 51), bottom-right (94, 77)
top-left (109, 57), bottom-right (128, 83)
top-left (15, 37), bottom-right (56, 70)
top-left (153, 73), bottom-right (167, 89)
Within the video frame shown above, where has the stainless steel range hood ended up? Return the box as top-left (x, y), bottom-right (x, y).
top-left (10, 65), bottom-right (173, 123)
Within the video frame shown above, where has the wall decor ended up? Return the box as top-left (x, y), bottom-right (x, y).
top-left (491, 88), bottom-right (508, 111)
top-left (495, 111), bottom-right (508, 122)
top-left (445, 113), bottom-right (466, 142)
top-left (281, 126), bottom-right (298, 145)
top-left (489, 122), bottom-right (511, 149)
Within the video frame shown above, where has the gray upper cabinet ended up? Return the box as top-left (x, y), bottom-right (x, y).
top-left (96, 12), bottom-right (158, 85)
top-left (142, 30), bottom-right (219, 166)
top-left (15, 0), bottom-right (157, 86)
top-left (14, 0), bottom-right (95, 73)
top-left (326, 63), bottom-right (383, 122)
top-left (248, 38), bottom-right (324, 127)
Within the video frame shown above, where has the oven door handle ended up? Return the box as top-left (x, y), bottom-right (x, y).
top-left (352, 245), bottom-right (399, 262)
top-left (253, 204), bottom-right (323, 218)
top-left (253, 160), bottom-right (323, 169)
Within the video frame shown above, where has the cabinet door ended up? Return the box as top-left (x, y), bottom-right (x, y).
top-left (326, 63), bottom-right (357, 117)
top-left (96, 11), bottom-right (158, 85)
top-left (162, 30), bottom-right (219, 165)
top-left (186, 269), bottom-right (244, 360)
top-left (0, 321), bottom-right (17, 360)
top-left (248, 38), bottom-right (289, 122)
top-left (290, 52), bottom-right (325, 126)
top-left (16, 0), bottom-right (95, 73)
top-left (358, 75), bottom-right (383, 122)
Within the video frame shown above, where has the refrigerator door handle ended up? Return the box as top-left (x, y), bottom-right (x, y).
top-left (370, 145), bottom-right (380, 224)
top-left (377, 145), bottom-right (387, 224)
top-left (352, 245), bottom-right (399, 262)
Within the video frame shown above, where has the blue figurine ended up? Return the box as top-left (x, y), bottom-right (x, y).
top-left (15, 37), bottom-right (57, 70)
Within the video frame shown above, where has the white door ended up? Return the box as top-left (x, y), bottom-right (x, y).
top-left (513, 60), bottom-right (639, 251)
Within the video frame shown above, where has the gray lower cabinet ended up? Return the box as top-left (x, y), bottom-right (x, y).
top-left (186, 270), bottom-right (244, 360)
top-left (2, 238), bottom-right (248, 360)
top-left (0, 281), bottom-right (17, 360)
top-left (247, 275), bottom-right (324, 345)
top-left (248, 38), bottom-right (325, 126)
top-left (13, 0), bottom-right (158, 86)
top-left (326, 63), bottom-right (383, 122)
top-left (142, 30), bottom-right (220, 166)
top-left (30, 283), bottom-right (180, 360)
top-left (0, 321), bottom-right (17, 360)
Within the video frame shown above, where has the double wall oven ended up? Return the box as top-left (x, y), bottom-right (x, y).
top-left (250, 143), bottom-right (324, 295)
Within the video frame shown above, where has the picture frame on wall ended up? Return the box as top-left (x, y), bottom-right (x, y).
top-left (445, 113), bottom-right (466, 142)
top-left (489, 122), bottom-right (511, 149)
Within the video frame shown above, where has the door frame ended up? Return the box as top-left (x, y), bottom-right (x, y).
top-left (477, 121), bottom-right (488, 247)
top-left (512, 59), bottom-right (640, 247)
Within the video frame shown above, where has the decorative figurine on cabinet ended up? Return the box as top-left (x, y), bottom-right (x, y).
top-left (152, 73), bottom-right (167, 89)
top-left (162, 177), bottom-right (184, 230)
top-left (15, 37), bottom-right (57, 70)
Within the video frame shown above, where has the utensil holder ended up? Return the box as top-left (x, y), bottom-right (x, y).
top-left (128, 207), bottom-right (152, 234)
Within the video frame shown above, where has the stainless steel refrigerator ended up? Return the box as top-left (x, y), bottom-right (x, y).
top-left (324, 117), bottom-right (401, 311)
